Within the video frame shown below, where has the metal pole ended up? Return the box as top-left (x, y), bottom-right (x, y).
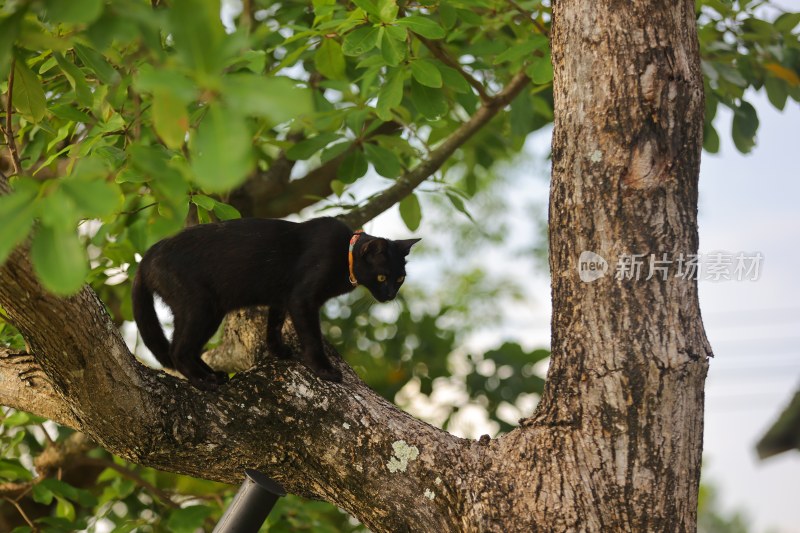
top-left (212, 470), bottom-right (286, 533)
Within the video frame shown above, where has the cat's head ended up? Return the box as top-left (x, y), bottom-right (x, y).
top-left (354, 236), bottom-right (421, 302)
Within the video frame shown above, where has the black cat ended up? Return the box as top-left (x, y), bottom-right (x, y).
top-left (132, 217), bottom-right (419, 390)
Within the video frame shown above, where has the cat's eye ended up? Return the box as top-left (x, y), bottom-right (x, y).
top-left (377, 274), bottom-right (387, 282)
top-left (397, 276), bottom-right (405, 283)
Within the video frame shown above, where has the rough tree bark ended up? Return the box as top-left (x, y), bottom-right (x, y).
top-left (0, 0), bottom-right (711, 530)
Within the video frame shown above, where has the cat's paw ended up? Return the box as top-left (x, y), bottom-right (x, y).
top-left (311, 363), bottom-right (342, 383)
top-left (184, 369), bottom-right (229, 391)
top-left (212, 370), bottom-right (230, 386)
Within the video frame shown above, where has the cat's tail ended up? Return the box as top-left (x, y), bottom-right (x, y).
top-left (131, 268), bottom-right (173, 368)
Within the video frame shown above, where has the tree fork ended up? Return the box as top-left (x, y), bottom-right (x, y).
top-left (0, 0), bottom-right (713, 531)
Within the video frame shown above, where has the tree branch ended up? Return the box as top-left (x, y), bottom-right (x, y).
top-left (0, 182), bottom-right (478, 530)
top-left (416, 36), bottom-right (492, 102)
top-left (3, 58), bottom-right (23, 175)
top-left (229, 122), bottom-right (402, 219)
top-left (0, 348), bottom-right (79, 428)
top-left (339, 71), bottom-right (530, 229)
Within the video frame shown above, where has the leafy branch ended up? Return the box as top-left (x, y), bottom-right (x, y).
top-left (339, 70), bottom-right (531, 229)
top-left (416, 35), bottom-right (491, 102)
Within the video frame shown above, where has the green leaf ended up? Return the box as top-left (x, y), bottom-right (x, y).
top-left (38, 189), bottom-right (80, 228)
top-left (715, 63), bottom-right (747, 88)
top-left (494, 37), bottom-right (548, 64)
top-left (320, 140), bottom-right (353, 164)
top-left (399, 193), bottom-right (422, 231)
top-left (191, 194), bottom-right (216, 210)
top-left (364, 142), bottom-right (402, 178)
top-left (410, 78), bottom-right (447, 119)
top-left (32, 483), bottom-right (54, 505)
top-left (152, 89), bottom-right (190, 149)
top-left (315, 38), bottom-right (346, 80)
top-left (31, 225), bottom-right (88, 295)
top-left (168, 0), bottom-right (225, 76)
top-left (352, 0), bottom-right (381, 18)
top-left (703, 122), bottom-right (720, 154)
top-left (190, 105), bottom-right (254, 192)
top-left (342, 26), bottom-right (380, 56)
top-left (286, 132), bottom-right (342, 160)
top-left (134, 65), bottom-right (198, 103)
top-left (527, 53), bottom-right (553, 84)
top-left (231, 49), bottom-right (267, 73)
top-left (0, 10), bottom-right (25, 80)
top-left (0, 459), bottom-right (32, 481)
top-left (396, 16), bottom-right (446, 39)
top-left (446, 191), bottom-right (477, 224)
top-left (438, 65), bottom-right (471, 94)
top-left (2, 410), bottom-right (31, 427)
top-left (0, 182), bottom-right (38, 264)
top-left (377, 69), bottom-right (404, 120)
top-left (166, 505), bottom-right (213, 533)
top-left (764, 77), bottom-right (788, 111)
top-left (731, 100), bottom-right (758, 154)
top-left (222, 74), bottom-right (313, 124)
top-left (39, 478), bottom-right (87, 503)
top-left (510, 90), bottom-right (534, 139)
top-left (43, 0), bottom-right (104, 25)
top-left (196, 206), bottom-right (212, 224)
top-left (73, 43), bottom-right (119, 85)
top-left (377, 0), bottom-right (399, 23)
top-left (11, 59), bottom-right (47, 123)
top-left (54, 53), bottom-right (93, 107)
top-left (410, 59), bottom-right (442, 88)
top-left (212, 201), bottom-right (241, 220)
top-left (49, 104), bottom-right (92, 123)
top-left (775, 12), bottom-right (800, 33)
top-left (55, 496), bottom-right (76, 522)
top-left (61, 179), bottom-right (121, 219)
top-left (337, 149), bottom-right (368, 183)
top-left (439, 2), bottom-right (457, 29)
top-left (381, 33), bottom-right (406, 67)
top-left (330, 179), bottom-right (346, 197)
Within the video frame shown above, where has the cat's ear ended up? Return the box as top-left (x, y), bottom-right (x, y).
top-left (395, 238), bottom-right (421, 256)
top-left (360, 238), bottom-right (387, 258)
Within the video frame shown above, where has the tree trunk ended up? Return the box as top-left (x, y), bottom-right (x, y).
top-left (0, 0), bottom-right (710, 530)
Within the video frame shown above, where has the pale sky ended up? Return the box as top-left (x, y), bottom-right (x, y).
top-left (696, 92), bottom-right (800, 533)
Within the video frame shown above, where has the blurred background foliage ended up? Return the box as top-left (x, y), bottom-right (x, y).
top-left (0, 0), bottom-right (797, 530)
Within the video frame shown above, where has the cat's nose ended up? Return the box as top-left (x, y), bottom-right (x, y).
top-left (379, 288), bottom-right (395, 302)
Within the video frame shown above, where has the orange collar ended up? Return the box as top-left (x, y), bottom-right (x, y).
top-left (348, 230), bottom-right (364, 286)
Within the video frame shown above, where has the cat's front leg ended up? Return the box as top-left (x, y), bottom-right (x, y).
top-left (288, 299), bottom-right (342, 382)
top-left (267, 305), bottom-right (292, 360)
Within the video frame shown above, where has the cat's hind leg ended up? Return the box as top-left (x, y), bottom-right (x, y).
top-left (267, 305), bottom-right (293, 360)
top-left (170, 308), bottom-right (228, 390)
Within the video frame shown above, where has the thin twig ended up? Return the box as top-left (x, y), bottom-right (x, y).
top-left (416, 35), bottom-right (492, 102)
top-left (507, 0), bottom-right (550, 37)
top-left (339, 70), bottom-right (530, 229)
top-left (119, 201), bottom-right (158, 216)
top-left (3, 496), bottom-right (36, 529)
top-left (4, 57), bottom-right (23, 175)
top-left (38, 423), bottom-right (55, 446)
top-left (80, 457), bottom-right (179, 509)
